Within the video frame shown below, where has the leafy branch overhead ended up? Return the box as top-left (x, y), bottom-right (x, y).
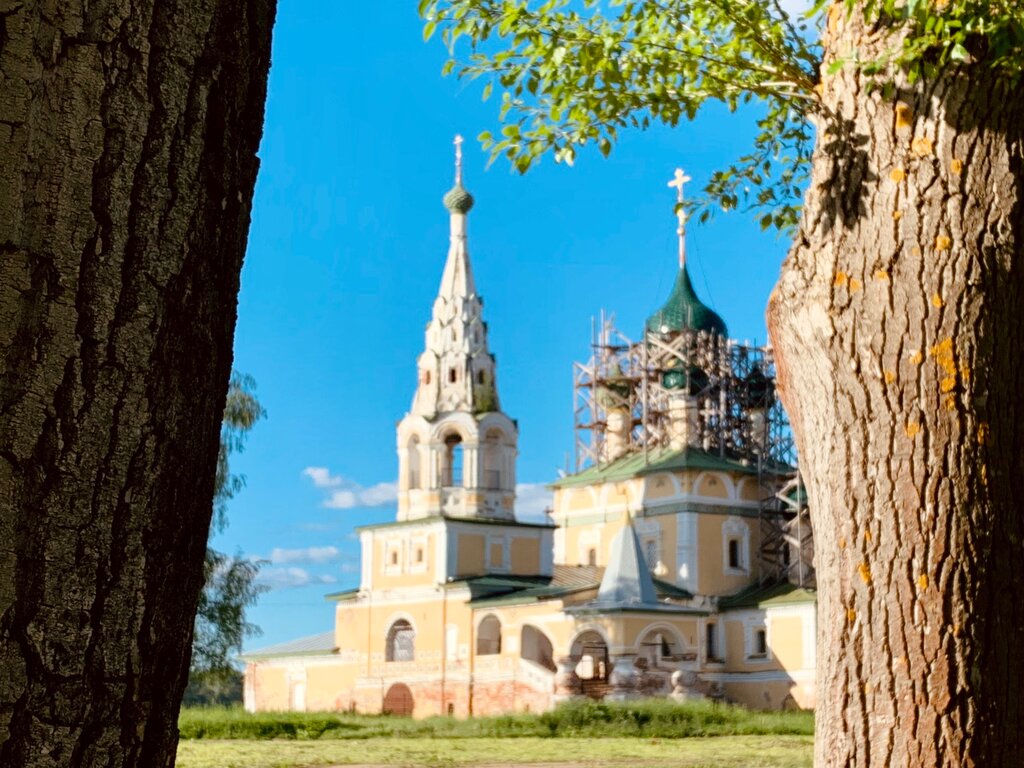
top-left (421, 0), bottom-right (1024, 232)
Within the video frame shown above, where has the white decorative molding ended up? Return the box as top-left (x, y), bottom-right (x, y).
top-left (675, 511), bottom-right (698, 593)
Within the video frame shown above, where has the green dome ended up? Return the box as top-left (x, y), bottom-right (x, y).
top-left (443, 184), bottom-right (475, 214)
top-left (646, 265), bottom-right (727, 337)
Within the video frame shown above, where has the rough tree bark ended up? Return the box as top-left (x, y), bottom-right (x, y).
top-left (0, 1), bottom-right (274, 766)
top-left (769, 9), bottom-right (1024, 767)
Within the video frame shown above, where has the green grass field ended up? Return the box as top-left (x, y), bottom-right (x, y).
top-left (176, 702), bottom-right (814, 767)
top-left (176, 735), bottom-right (814, 768)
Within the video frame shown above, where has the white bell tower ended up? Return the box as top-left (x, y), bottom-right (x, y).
top-left (396, 137), bottom-right (518, 522)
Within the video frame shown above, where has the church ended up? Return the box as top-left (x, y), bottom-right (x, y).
top-left (241, 140), bottom-right (817, 717)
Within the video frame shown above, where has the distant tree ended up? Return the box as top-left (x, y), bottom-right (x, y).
top-left (0, 1), bottom-right (275, 766)
top-left (422, 1), bottom-right (1024, 764)
top-left (187, 373), bottom-right (267, 704)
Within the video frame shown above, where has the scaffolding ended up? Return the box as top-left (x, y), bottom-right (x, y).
top-left (572, 312), bottom-right (814, 588)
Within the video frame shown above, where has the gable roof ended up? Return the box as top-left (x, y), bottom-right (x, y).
top-left (239, 630), bottom-right (337, 660)
top-left (551, 445), bottom-right (762, 489)
top-left (718, 581), bottom-right (817, 610)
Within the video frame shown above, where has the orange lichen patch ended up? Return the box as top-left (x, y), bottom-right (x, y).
top-left (952, 623), bottom-right (962, 637)
top-left (940, 376), bottom-right (957, 393)
top-left (857, 562), bottom-right (872, 584)
top-left (864, 529), bottom-right (872, 542)
top-left (884, 370), bottom-right (896, 384)
top-left (977, 422), bottom-right (990, 445)
top-left (906, 421), bottom-right (921, 438)
top-left (912, 136), bottom-right (934, 157)
top-left (834, 271), bottom-right (849, 287)
top-left (814, 82), bottom-right (825, 97)
top-left (929, 337), bottom-right (956, 375)
top-left (849, 278), bottom-right (863, 292)
top-left (911, 245), bottom-right (922, 257)
top-left (875, 269), bottom-right (890, 281)
top-left (839, 537), bottom-right (847, 549)
top-left (918, 574), bottom-right (929, 590)
top-left (847, 608), bottom-right (857, 622)
top-left (893, 210), bottom-right (903, 220)
top-left (944, 395), bottom-right (956, 412)
top-left (910, 350), bottom-right (923, 366)
top-left (959, 364), bottom-right (971, 381)
top-left (931, 293), bottom-right (944, 308)
top-left (827, 3), bottom-right (844, 34)
top-left (895, 102), bottom-right (913, 130)
top-left (890, 167), bottom-right (906, 183)
top-left (935, 235), bottom-right (952, 251)
top-left (950, 158), bottom-right (963, 175)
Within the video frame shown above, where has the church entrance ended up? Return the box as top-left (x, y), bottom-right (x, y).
top-left (383, 683), bottom-right (414, 716)
top-left (571, 631), bottom-right (610, 699)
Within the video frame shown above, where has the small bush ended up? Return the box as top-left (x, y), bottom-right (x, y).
top-left (178, 700), bottom-right (813, 741)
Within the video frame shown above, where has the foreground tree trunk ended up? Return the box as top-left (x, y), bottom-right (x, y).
top-left (0, 2), bottom-right (274, 766)
top-left (769, 10), bottom-right (1024, 767)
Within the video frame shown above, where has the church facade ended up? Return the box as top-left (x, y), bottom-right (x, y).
top-left (242, 145), bottom-right (817, 717)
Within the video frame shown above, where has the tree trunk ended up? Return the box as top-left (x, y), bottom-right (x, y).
top-left (0, 1), bottom-right (274, 766)
top-left (768, 9), bottom-right (1024, 766)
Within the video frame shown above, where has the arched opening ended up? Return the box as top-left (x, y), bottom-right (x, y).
top-left (441, 434), bottom-right (464, 487)
top-left (483, 428), bottom-right (503, 490)
top-left (386, 619), bottom-right (415, 662)
top-left (638, 627), bottom-right (685, 669)
top-left (520, 625), bottom-right (555, 672)
top-left (570, 630), bottom-right (609, 697)
top-left (383, 683), bottom-right (414, 716)
top-left (476, 615), bottom-right (502, 655)
top-left (407, 435), bottom-right (421, 490)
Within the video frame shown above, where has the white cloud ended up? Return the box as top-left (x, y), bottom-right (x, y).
top-left (302, 466), bottom-right (344, 489)
top-left (303, 466), bottom-right (398, 510)
top-left (515, 482), bottom-right (553, 522)
top-left (257, 567), bottom-right (338, 590)
top-left (269, 545), bottom-right (340, 565)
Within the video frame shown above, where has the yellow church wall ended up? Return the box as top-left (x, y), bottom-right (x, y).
top-left (619, 615), bottom-right (700, 652)
top-left (643, 472), bottom-right (676, 500)
top-left (456, 534), bottom-right (486, 576)
top-left (695, 472), bottom-right (729, 499)
top-left (370, 532), bottom-right (438, 590)
top-left (769, 616), bottom-right (804, 671)
top-left (247, 663), bottom-right (290, 711)
top-left (696, 515), bottom-right (759, 596)
top-left (722, 679), bottom-right (810, 711)
top-left (510, 537), bottom-right (541, 574)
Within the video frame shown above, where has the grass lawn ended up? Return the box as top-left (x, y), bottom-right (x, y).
top-left (176, 734), bottom-right (814, 768)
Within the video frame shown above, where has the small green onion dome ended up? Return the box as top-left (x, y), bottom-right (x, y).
top-left (443, 184), bottom-right (475, 214)
top-left (646, 265), bottom-right (727, 337)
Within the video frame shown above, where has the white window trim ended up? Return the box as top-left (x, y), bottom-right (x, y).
top-left (384, 539), bottom-right (403, 576)
top-left (409, 535), bottom-right (429, 574)
top-left (722, 516), bottom-right (750, 576)
top-left (744, 618), bottom-right (772, 663)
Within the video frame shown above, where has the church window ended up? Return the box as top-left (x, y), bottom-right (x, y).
top-left (449, 367), bottom-right (457, 383)
top-left (442, 434), bottom-right (464, 487)
top-left (644, 538), bottom-right (659, 570)
top-left (483, 429), bottom-right (503, 490)
top-left (755, 628), bottom-right (768, 656)
top-left (728, 539), bottom-right (741, 569)
top-left (587, 548), bottom-right (597, 566)
top-left (477, 370), bottom-right (486, 384)
top-left (476, 615), bottom-right (501, 655)
top-left (386, 619), bottom-right (415, 662)
top-left (424, 371), bottom-right (431, 385)
top-left (390, 551), bottom-right (399, 566)
top-left (706, 622), bottom-right (720, 661)
top-left (415, 547), bottom-right (424, 563)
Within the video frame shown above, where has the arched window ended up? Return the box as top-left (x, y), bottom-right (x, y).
top-left (442, 434), bottom-right (464, 487)
top-left (520, 625), bottom-right (555, 672)
top-left (386, 619), bottom-right (415, 662)
top-left (476, 615), bottom-right (502, 655)
top-left (407, 436), bottom-right (421, 490)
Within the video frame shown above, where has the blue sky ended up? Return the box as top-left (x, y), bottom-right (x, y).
top-left (219, 3), bottom-right (796, 650)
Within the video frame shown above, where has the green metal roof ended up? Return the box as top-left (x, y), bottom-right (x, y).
top-left (459, 565), bottom-right (693, 608)
top-left (646, 265), bottom-right (727, 337)
top-left (719, 581), bottom-right (817, 610)
top-left (551, 445), bottom-right (759, 489)
top-left (240, 631), bottom-right (337, 660)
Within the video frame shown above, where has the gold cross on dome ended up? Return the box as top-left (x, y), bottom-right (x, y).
top-left (667, 167), bottom-right (691, 206)
top-left (454, 134), bottom-right (464, 185)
